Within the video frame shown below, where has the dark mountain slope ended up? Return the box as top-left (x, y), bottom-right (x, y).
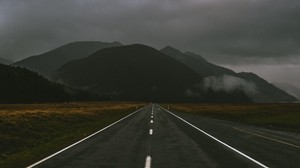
top-left (13, 41), bottom-right (121, 77)
top-left (0, 64), bottom-right (92, 103)
top-left (0, 58), bottom-right (13, 65)
top-left (237, 72), bottom-right (297, 103)
top-left (54, 44), bottom-right (251, 102)
top-left (161, 46), bottom-right (296, 103)
top-left (273, 82), bottom-right (300, 100)
top-left (161, 46), bottom-right (235, 76)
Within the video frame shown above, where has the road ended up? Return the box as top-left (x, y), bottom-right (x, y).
top-left (28, 104), bottom-right (300, 168)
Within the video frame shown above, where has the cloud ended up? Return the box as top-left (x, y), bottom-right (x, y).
top-left (201, 75), bottom-right (258, 97)
top-left (0, 0), bottom-right (299, 64)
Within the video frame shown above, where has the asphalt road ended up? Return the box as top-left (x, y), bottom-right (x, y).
top-left (28, 104), bottom-right (300, 168)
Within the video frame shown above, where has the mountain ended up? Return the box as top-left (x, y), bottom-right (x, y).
top-left (54, 44), bottom-right (251, 103)
top-left (0, 64), bottom-right (93, 103)
top-left (161, 46), bottom-right (297, 103)
top-left (236, 72), bottom-right (296, 103)
top-left (13, 41), bottom-right (122, 77)
top-left (273, 82), bottom-right (300, 100)
top-left (161, 46), bottom-right (235, 76)
top-left (0, 58), bottom-right (13, 65)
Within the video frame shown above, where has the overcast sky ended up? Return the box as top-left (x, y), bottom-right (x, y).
top-left (1, 0), bottom-right (300, 86)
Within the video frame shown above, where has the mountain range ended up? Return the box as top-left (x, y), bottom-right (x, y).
top-left (53, 44), bottom-right (251, 102)
top-left (9, 41), bottom-right (298, 103)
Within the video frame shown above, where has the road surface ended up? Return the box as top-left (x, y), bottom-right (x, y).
top-left (27, 104), bottom-right (300, 168)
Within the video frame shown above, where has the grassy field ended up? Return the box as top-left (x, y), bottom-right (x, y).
top-left (165, 103), bottom-right (300, 133)
top-left (0, 102), bottom-right (145, 168)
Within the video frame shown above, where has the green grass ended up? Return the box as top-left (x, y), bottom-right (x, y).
top-left (0, 102), bottom-right (145, 168)
top-left (165, 103), bottom-right (300, 133)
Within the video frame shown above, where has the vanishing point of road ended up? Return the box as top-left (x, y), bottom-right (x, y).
top-left (27, 104), bottom-right (300, 168)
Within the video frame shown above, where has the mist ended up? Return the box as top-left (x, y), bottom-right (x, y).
top-left (201, 75), bottom-right (257, 97)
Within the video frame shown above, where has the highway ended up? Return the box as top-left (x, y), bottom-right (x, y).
top-left (28, 104), bottom-right (300, 168)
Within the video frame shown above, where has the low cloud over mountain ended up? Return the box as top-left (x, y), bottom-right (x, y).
top-left (201, 75), bottom-right (257, 97)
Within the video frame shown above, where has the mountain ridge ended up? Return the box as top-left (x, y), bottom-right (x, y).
top-left (13, 41), bottom-right (122, 77)
top-left (161, 46), bottom-right (235, 76)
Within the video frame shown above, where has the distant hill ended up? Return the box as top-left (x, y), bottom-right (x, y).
top-left (0, 64), bottom-right (93, 103)
top-left (161, 46), bottom-right (297, 103)
top-left (54, 44), bottom-right (251, 103)
top-left (273, 82), bottom-right (300, 100)
top-left (13, 41), bottom-right (122, 77)
top-left (236, 72), bottom-right (296, 103)
top-left (0, 58), bottom-right (13, 65)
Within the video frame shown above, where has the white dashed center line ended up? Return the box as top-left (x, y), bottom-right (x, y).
top-left (144, 156), bottom-right (151, 168)
top-left (150, 120), bottom-right (153, 123)
top-left (151, 116), bottom-right (153, 118)
top-left (149, 129), bottom-right (153, 135)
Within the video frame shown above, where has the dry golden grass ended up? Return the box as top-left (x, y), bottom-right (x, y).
top-left (0, 102), bottom-right (145, 168)
top-left (0, 102), bottom-right (140, 115)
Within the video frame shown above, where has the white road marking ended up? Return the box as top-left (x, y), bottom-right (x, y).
top-left (26, 105), bottom-right (148, 168)
top-left (149, 129), bottom-right (153, 135)
top-left (234, 127), bottom-right (300, 149)
top-left (151, 116), bottom-right (153, 118)
top-left (144, 156), bottom-right (151, 168)
top-left (162, 106), bottom-right (269, 168)
top-left (150, 120), bottom-right (153, 123)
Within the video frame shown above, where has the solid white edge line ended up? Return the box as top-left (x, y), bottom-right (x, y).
top-left (26, 105), bottom-right (148, 168)
top-left (160, 106), bottom-right (269, 168)
top-left (144, 155), bottom-right (151, 168)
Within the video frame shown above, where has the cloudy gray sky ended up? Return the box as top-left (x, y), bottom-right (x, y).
top-left (1, 0), bottom-right (300, 86)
